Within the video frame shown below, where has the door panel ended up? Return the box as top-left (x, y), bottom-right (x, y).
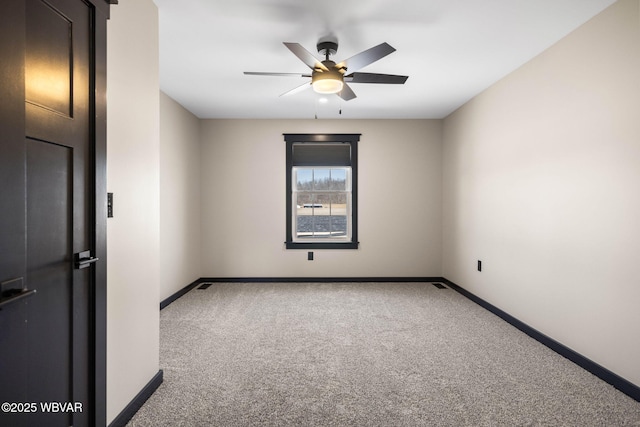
top-left (25, 0), bottom-right (73, 117)
top-left (26, 139), bottom-right (76, 427)
top-left (26, 0), bottom-right (90, 141)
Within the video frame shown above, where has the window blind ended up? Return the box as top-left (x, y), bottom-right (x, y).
top-left (292, 143), bottom-right (351, 166)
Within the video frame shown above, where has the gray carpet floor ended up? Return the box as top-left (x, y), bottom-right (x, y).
top-left (126, 282), bottom-right (640, 426)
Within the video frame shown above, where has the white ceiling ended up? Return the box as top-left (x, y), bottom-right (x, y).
top-left (152, 0), bottom-right (616, 119)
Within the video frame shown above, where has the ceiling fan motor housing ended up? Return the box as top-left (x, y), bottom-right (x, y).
top-left (317, 41), bottom-right (338, 58)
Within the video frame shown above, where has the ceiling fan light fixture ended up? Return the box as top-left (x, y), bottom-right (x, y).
top-left (311, 73), bottom-right (344, 94)
top-left (245, 40), bottom-right (407, 101)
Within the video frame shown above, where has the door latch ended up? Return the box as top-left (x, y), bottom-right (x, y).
top-left (75, 250), bottom-right (99, 269)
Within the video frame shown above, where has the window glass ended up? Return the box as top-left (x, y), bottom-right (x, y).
top-left (296, 169), bottom-right (313, 189)
top-left (313, 169), bottom-right (331, 190)
top-left (293, 168), bottom-right (350, 240)
top-left (330, 168), bottom-right (347, 191)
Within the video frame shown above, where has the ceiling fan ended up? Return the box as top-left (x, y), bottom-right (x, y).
top-left (244, 39), bottom-right (408, 101)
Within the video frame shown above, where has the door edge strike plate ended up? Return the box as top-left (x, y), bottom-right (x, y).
top-left (75, 250), bottom-right (99, 269)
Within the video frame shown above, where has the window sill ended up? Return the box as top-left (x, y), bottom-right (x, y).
top-left (285, 241), bottom-right (359, 250)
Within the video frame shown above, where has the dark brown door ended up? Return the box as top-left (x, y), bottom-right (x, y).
top-left (25, 0), bottom-right (93, 425)
top-left (0, 0), bottom-right (99, 425)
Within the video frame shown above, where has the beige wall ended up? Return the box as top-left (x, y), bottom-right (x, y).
top-left (443, 0), bottom-right (640, 386)
top-left (160, 92), bottom-right (202, 300)
top-left (200, 119), bottom-right (443, 278)
top-left (106, 0), bottom-right (160, 423)
top-left (103, 0), bottom-right (640, 416)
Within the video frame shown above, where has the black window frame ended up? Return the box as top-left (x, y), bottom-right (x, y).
top-left (285, 133), bottom-right (360, 250)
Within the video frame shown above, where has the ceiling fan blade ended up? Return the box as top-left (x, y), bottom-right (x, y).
top-left (244, 72), bottom-right (312, 77)
top-left (337, 83), bottom-right (357, 101)
top-left (280, 81), bottom-right (312, 97)
top-left (337, 42), bottom-right (396, 73)
top-left (344, 72), bottom-right (408, 84)
top-left (283, 42), bottom-right (329, 71)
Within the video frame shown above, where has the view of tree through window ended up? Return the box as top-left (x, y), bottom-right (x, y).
top-left (293, 168), bottom-right (350, 239)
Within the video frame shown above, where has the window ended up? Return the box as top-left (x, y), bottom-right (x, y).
top-left (293, 167), bottom-right (351, 239)
top-left (285, 134), bottom-right (359, 249)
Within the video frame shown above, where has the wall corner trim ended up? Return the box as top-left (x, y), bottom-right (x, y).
top-left (160, 278), bottom-right (202, 310)
top-left (108, 370), bottom-right (163, 427)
